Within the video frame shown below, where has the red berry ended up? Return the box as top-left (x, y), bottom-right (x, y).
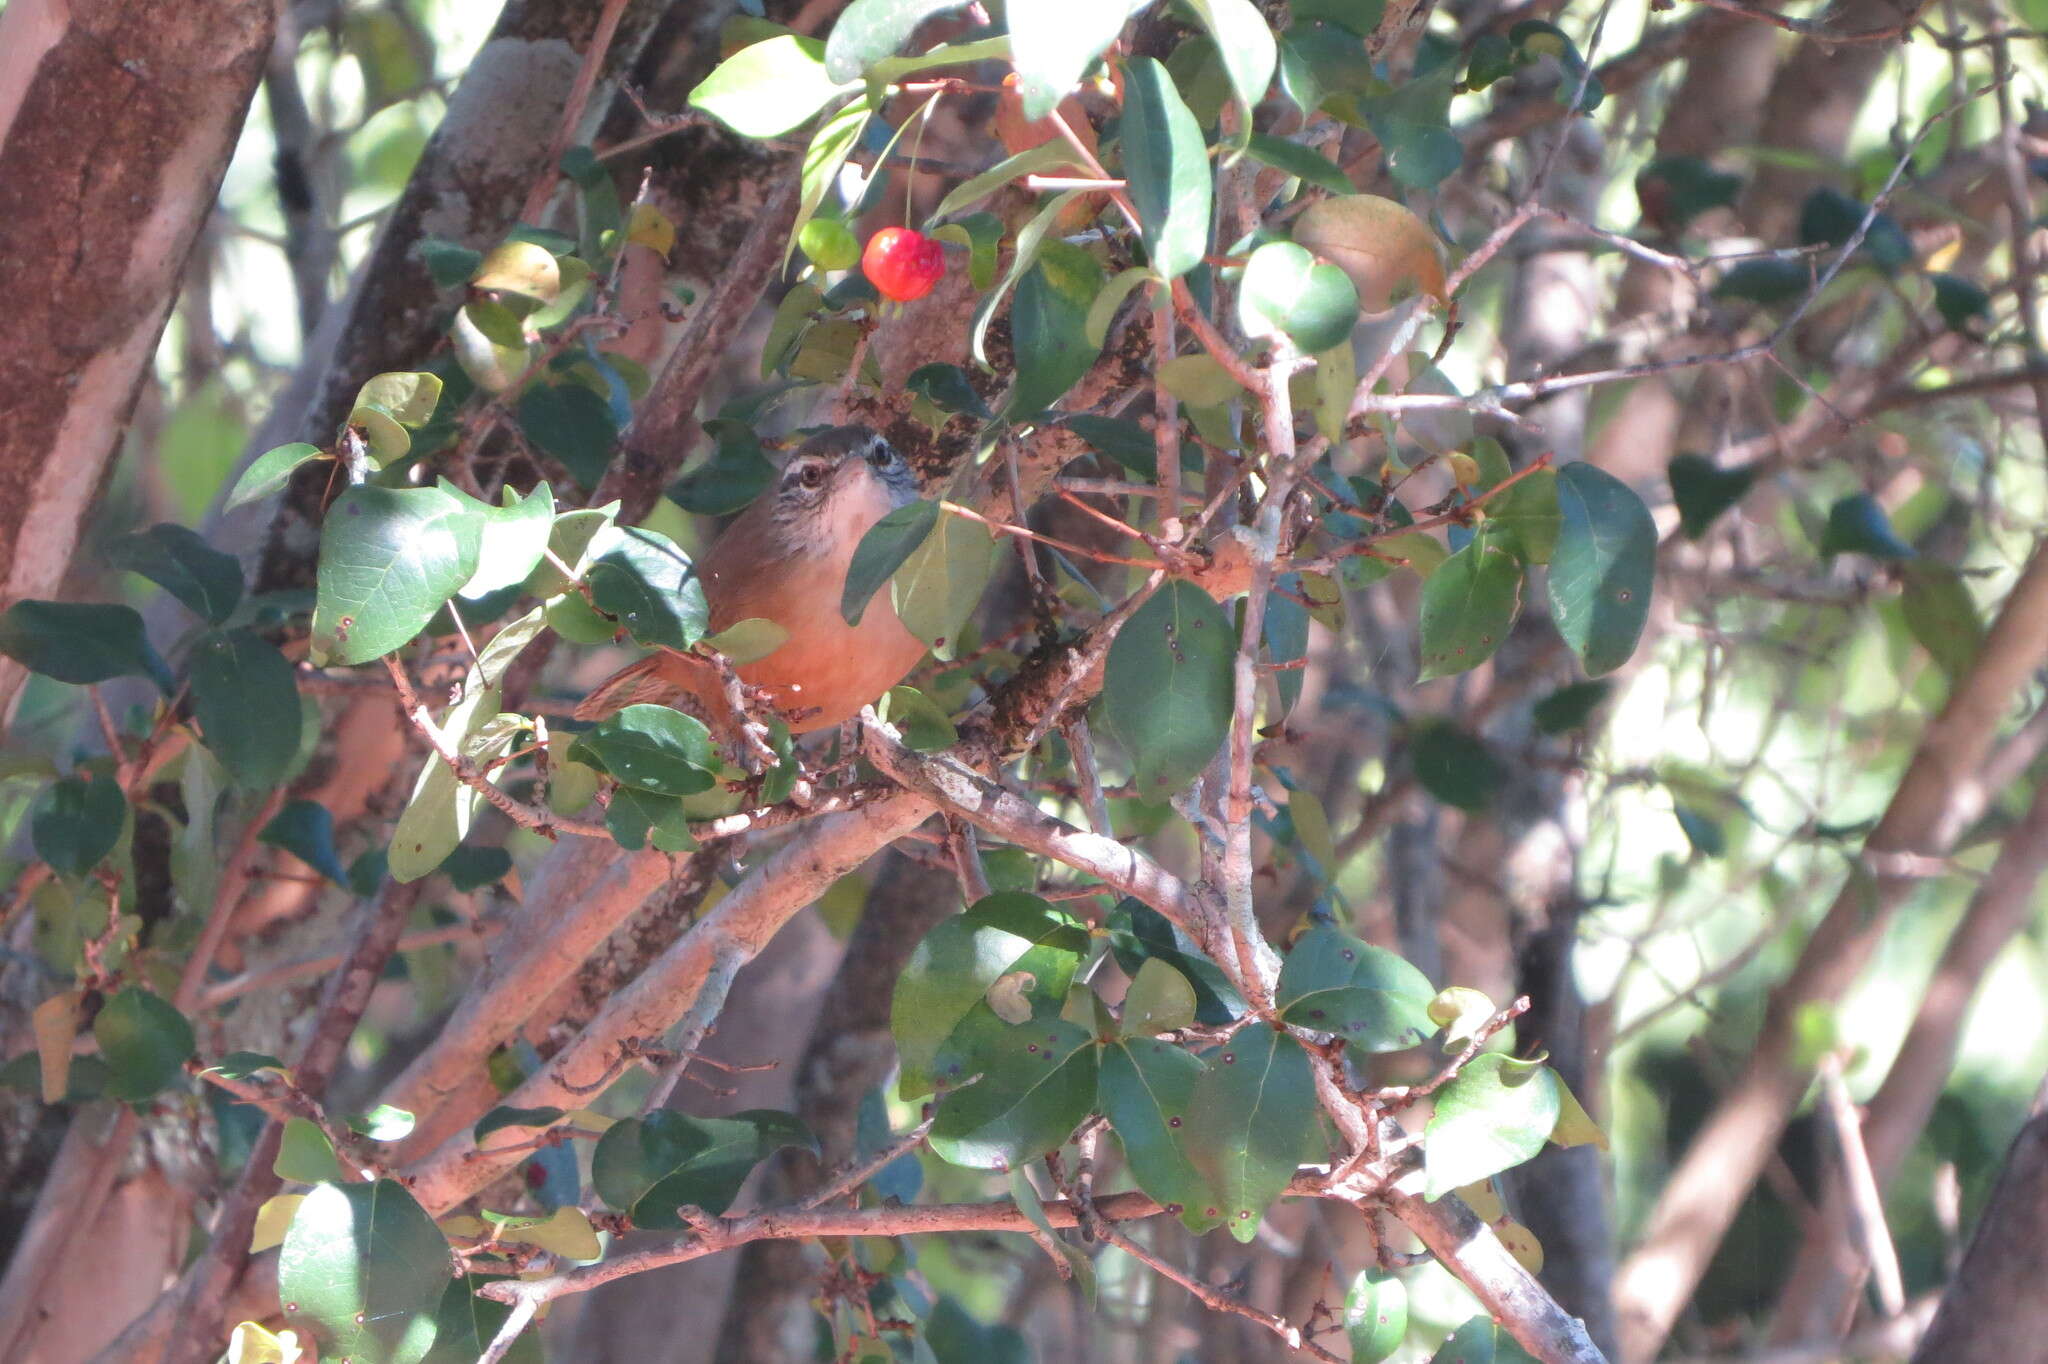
top-left (861, 227), bottom-right (945, 302)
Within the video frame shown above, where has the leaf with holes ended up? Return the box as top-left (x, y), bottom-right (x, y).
top-left (892, 893), bottom-right (1090, 1098)
top-left (279, 1180), bottom-right (449, 1364)
top-left (1182, 1026), bottom-right (1315, 1241)
top-left (1276, 926), bottom-right (1436, 1054)
top-left (1099, 1039), bottom-right (1220, 1232)
top-left (1547, 464), bottom-right (1655, 677)
top-left (1101, 581), bottom-right (1235, 799)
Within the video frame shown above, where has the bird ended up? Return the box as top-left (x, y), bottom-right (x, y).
top-left (575, 425), bottom-right (929, 735)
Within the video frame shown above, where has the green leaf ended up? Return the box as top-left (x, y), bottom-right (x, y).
top-left (1714, 257), bottom-right (1812, 305)
top-left (843, 499), bottom-right (939, 626)
top-left (1423, 1054), bottom-right (1563, 1199)
top-left (604, 786), bottom-right (698, 853)
top-left (1276, 926), bottom-right (1436, 1053)
top-left (701, 616), bottom-right (790, 666)
top-left (0, 600), bottom-right (169, 688)
top-left (1099, 1040), bottom-right (1220, 1232)
top-left (890, 507), bottom-right (995, 656)
top-left (419, 1278), bottom-right (543, 1364)
top-left (1345, 1269), bottom-right (1409, 1364)
top-left (1931, 272), bottom-right (1992, 332)
top-left (1547, 463), bottom-right (1655, 677)
top-left (1667, 453), bottom-right (1755, 541)
top-left (668, 420), bottom-right (776, 515)
top-left (929, 1016), bottom-right (1099, 1170)
top-left (206, 1051), bottom-right (289, 1082)
top-left (418, 238), bottom-right (484, 290)
top-left (440, 844), bottom-right (512, 891)
top-left (1820, 491), bottom-right (1916, 560)
top-left (348, 1103), bottom-right (417, 1141)
top-left (905, 362), bottom-right (993, 420)
top-left (1410, 721), bottom-right (1502, 811)
top-left (1184, 0), bottom-right (1277, 135)
top-left (881, 685), bottom-right (958, 750)
top-left (311, 485), bottom-right (482, 666)
top-left (930, 210), bottom-right (1004, 289)
top-left (224, 443), bottom-right (326, 512)
top-left (1359, 63), bottom-right (1462, 191)
top-left (1184, 1026), bottom-right (1314, 1240)
top-left (970, 189), bottom-right (1085, 366)
top-left (825, 0), bottom-right (971, 79)
top-left (1085, 266), bottom-right (1156, 350)
top-left (587, 525), bottom-right (710, 650)
top-left (1487, 467), bottom-right (1561, 565)
top-left (275, 1117), bottom-right (345, 1184)
top-left (94, 988), bottom-right (194, 1101)
top-left (1295, 0), bottom-right (1388, 35)
top-left (473, 1106), bottom-right (567, 1143)
top-left (448, 482), bottom-right (555, 598)
top-left (594, 1110), bottom-right (817, 1226)
top-left (279, 1180), bottom-right (449, 1364)
top-left (1901, 565), bottom-right (1983, 678)
top-left (516, 383), bottom-right (618, 490)
top-left (387, 702), bottom-right (522, 884)
top-left (261, 799), bottom-right (351, 883)
top-left (1106, 899), bottom-right (1244, 1025)
top-left (1417, 534), bottom-right (1521, 681)
top-left (1009, 0), bottom-right (1132, 119)
top-left (355, 372), bottom-right (445, 427)
top-left (1122, 957), bottom-right (1198, 1036)
top-left (31, 774), bottom-right (126, 878)
top-left (1006, 240), bottom-right (1105, 418)
top-left (568, 704), bottom-right (717, 795)
top-left (1245, 132), bottom-right (1355, 195)
top-left (107, 524), bottom-right (243, 624)
top-left (1062, 413), bottom-right (1160, 477)
top-left (1102, 581), bottom-right (1235, 799)
top-left (1239, 241), bottom-right (1360, 355)
top-left (1635, 155), bottom-right (1742, 231)
top-left (1531, 679), bottom-right (1610, 734)
top-left (689, 34), bottom-right (859, 137)
top-left (188, 628), bottom-right (303, 789)
top-left (1156, 353), bottom-right (1245, 407)
top-left (1429, 1316), bottom-right (1541, 1364)
top-left (1122, 57), bottom-right (1212, 281)
top-left (933, 143), bottom-right (1080, 221)
top-left (1799, 185), bottom-right (1913, 272)
top-left (892, 893), bottom-right (1090, 1097)
top-left (789, 102), bottom-right (869, 272)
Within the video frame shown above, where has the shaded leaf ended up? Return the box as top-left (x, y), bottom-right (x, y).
top-left (1122, 957), bottom-right (1198, 1035)
top-left (1245, 131), bottom-right (1355, 194)
top-left (1417, 534), bottom-right (1521, 681)
top-left (1106, 899), bottom-right (1244, 1026)
top-left (261, 800), bottom-right (350, 884)
top-left (668, 420), bottom-right (776, 515)
top-left (1548, 463), bottom-right (1655, 676)
top-left (930, 1016), bottom-right (1099, 1170)
top-left (1006, 240), bottom-right (1104, 418)
top-left (1531, 679), bottom-right (1610, 734)
top-left (516, 383), bottom-right (618, 490)
top-left (31, 774), bottom-right (126, 878)
top-left (1293, 195), bottom-right (1446, 311)
top-left (108, 524), bottom-right (243, 623)
top-left (1820, 491), bottom-right (1915, 560)
top-left (0, 600), bottom-right (169, 688)
top-left (1102, 581), bottom-right (1235, 799)
top-left (587, 525), bottom-right (710, 650)
top-left (891, 507), bottom-right (995, 656)
top-left (1901, 565), bottom-right (1982, 677)
top-left (1428, 1316), bottom-right (1541, 1363)
top-left (1184, 0), bottom-right (1277, 134)
top-left (1276, 926), bottom-right (1435, 1053)
top-left (1668, 453), bottom-right (1755, 541)
top-left (418, 1277), bottom-right (543, 1364)
top-left (1184, 1026), bottom-right (1314, 1240)
top-left (189, 629), bottom-right (303, 789)
top-left (94, 988), bottom-right (194, 1102)
top-left (1410, 722), bottom-right (1502, 811)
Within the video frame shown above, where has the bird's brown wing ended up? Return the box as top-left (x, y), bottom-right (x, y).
top-left (572, 648), bottom-right (720, 723)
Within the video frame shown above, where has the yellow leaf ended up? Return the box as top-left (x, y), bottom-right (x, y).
top-left (31, 990), bottom-right (80, 1105)
top-left (1292, 195), bottom-right (1446, 313)
top-left (1495, 1216), bottom-right (1545, 1273)
top-left (473, 240), bottom-right (561, 303)
top-left (226, 1320), bottom-right (303, 1364)
top-left (496, 1205), bottom-right (603, 1261)
top-left (1454, 1178), bottom-right (1506, 1222)
top-left (1549, 1078), bottom-right (1609, 1150)
top-left (627, 203), bottom-right (678, 259)
top-left (250, 1194), bottom-right (303, 1254)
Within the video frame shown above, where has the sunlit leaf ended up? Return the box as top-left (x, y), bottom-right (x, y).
top-left (279, 1180), bottom-right (448, 1364)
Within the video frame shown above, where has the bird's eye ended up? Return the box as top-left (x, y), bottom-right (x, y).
top-left (798, 462), bottom-right (827, 489)
top-left (869, 442), bottom-right (897, 468)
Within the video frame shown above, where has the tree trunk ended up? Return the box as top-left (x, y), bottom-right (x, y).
top-left (1907, 1106), bottom-right (2048, 1364)
top-left (0, 0), bottom-right (276, 729)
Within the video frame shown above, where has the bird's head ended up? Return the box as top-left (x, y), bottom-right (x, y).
top-left (764, 426), bottom-right (920, 552)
